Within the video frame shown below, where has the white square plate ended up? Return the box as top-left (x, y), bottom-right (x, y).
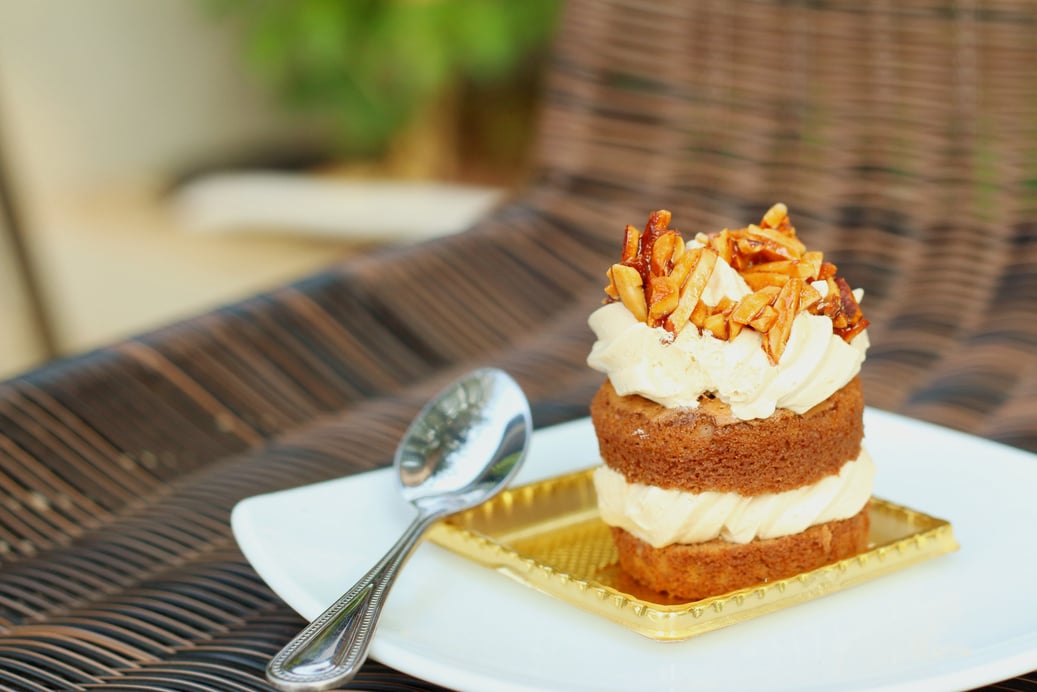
top-left (232, 409), bottom-right (1037, 692)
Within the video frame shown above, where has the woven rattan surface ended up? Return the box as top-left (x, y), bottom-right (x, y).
top-left (2, 0), bottom-right (1036, 689)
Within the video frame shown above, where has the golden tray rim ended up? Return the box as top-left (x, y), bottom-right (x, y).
top-left (427, 466), bottom-right (959, 641)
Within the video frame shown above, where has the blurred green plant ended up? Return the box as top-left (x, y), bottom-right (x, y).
top-left (208, 0), bottom-right (561, 159)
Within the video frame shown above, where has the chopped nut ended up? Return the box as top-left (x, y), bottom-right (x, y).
top-left (731, 287), bottom-right (781, 326)
top-left (647, 275), bottom-right (679, 326)
top-left (666, 248), bottom-right (717, 334)
top-left (764, 278), bottom-right (803, 364)
top-left (703, 312), bottom-right (729, 339)
top-left (748, 305), bottom-right (779, 332)
top-left (689, 297), bottom-right (711, 328)
top-left (650, 231), bottom-right (680, 276)
top-left (604, 268), bottom-right (620, 301)
top-left (668, 248), bottom-right (698, 292)
top-left (609, 263), bottom-right (647, 322)
top-left (743, 271), bottom-right (793, 291)
top-left (621, 225), bottom-right (640, 264)
top-left (799, 283), bottom-right (823, 311)
top-left (744, 259), bottom-right (816, 280)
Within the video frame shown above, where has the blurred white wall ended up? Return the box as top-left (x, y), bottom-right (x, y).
top-left (0, 0), bottom-right (347, 377)
top-left (0, 0), bottom-right (316, 197)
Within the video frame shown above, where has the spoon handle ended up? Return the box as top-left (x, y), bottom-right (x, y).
top-left (266, 510), bottom-right (442, 691)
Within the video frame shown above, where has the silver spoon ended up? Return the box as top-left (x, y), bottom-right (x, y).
top-left (266, 367), bottom-right (532, 691)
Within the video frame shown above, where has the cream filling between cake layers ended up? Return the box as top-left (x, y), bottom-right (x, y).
top-left (586, 253), bottom-right (869, 420)
top-left (593, 450), bottom-right (875, 547)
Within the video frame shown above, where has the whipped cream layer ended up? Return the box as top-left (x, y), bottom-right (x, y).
top-left (594, 451), bottom-right (875, 547)
top-left (587, 259), bottom-right (869, 420)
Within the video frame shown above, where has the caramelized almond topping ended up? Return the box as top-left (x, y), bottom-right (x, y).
top-left (602, 204), bottom-right (868, 364)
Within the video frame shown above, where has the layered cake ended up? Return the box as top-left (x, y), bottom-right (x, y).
top-left (588, 204), bottom-right (872, 600)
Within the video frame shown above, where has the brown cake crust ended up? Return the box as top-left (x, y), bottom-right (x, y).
top-left (589, 376), bottom-right (864, 495)
top-left (610, 505), bottom-right (871, 601)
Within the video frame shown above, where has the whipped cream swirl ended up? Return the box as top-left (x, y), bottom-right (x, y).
top-left (594, 451), bottom-right (875, 547)
top-left (587, 256), bottom-right (869, 420)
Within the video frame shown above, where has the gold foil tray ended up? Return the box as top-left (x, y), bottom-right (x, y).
top-left (427, 467), bottom-right (958, 641)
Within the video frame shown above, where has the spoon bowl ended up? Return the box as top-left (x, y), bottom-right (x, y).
top-left (397, 369), bottom-right (529, 508)
top-left (267, 368), bottom-right (532, 691)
